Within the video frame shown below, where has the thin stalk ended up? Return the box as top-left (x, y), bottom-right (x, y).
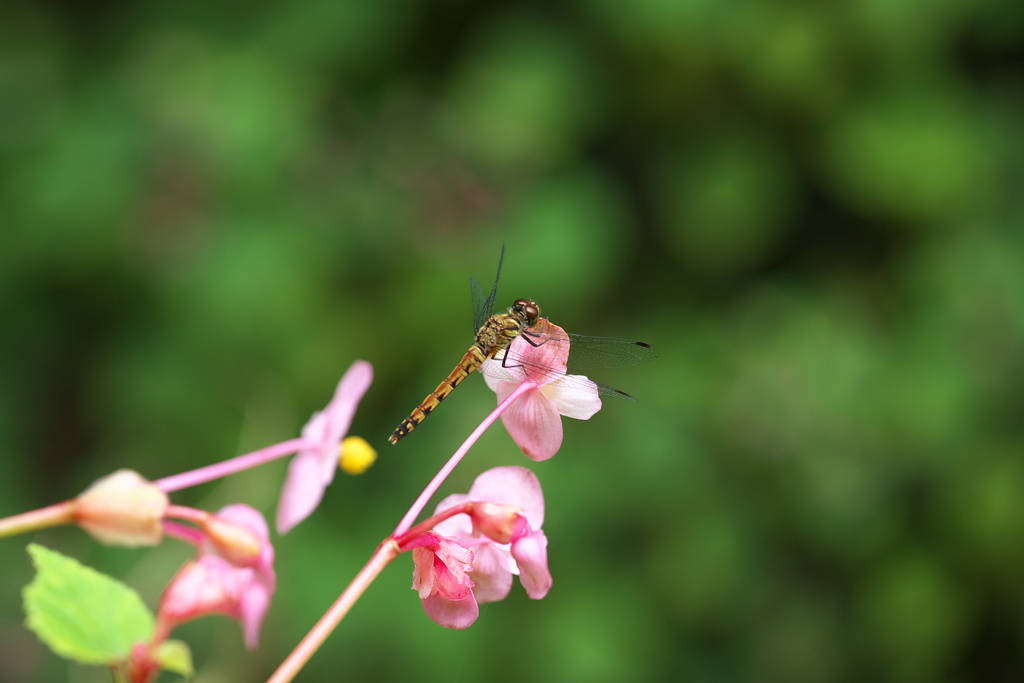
top-left (265, 540), bottom-right (400, 683)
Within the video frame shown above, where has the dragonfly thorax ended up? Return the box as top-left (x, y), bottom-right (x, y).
top-left (511, 299), bottom-right (541, 328)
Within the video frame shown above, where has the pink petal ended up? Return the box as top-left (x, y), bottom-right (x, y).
top-left (161, 553), bottom-right (274, 649)
top-left (432, 541), bottom-right (475, 600)
top-left (511, 530), bottom-right (552, 599)
top-left (276, 450), bottom-right (330, 534)
top-left (465, 466), bottom-right (545, 530)
top-left (317, 360), bottom-right (374, 453)
top-left (160, 556), bottom-right (240, 622)
top-left (542, 376), bottom-right (602, 420)
top-left (468, 543), bottom-right (513, 604)
top-left (275, 361), bottom-right (374, 534)
top-left (432, 557), bottom-right (474, 601)
top-left (496, 381), bottom-right (564, 461)
top-left (432, 493), bottom-right (472, 537)
top-left (238, 572), bottom-right (272, 650)
top-left (513, 319), bottom-right (569, 385)
top-left (298, 411), bottom-right (336, 484)
top-left (420, 591), bottom-right (479, 629)
top-left (411, 547), bottom-right (438, 599)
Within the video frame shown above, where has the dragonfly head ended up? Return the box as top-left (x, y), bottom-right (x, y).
top-left (512, 299), bottom-right (541, 327)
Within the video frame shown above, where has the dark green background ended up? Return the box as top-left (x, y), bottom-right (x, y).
top-left (2, 1), bottom-right (1024, 681)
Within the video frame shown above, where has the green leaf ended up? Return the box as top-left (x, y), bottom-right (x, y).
top-left (156, 639), bottom-right (194, 678)
top-left (23, 544), bottom-right (155, 664)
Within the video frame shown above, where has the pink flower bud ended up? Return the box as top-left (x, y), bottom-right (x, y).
top-left (468, 502), bottom-right (523, 545)
top-left (202, 515), bottom-right (261, 567)
top-left (74, 470), bottom-right (169, 546)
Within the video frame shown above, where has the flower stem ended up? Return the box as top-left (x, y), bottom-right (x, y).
top-left (162, 520), bottom-right (204, 545)
top-left (154, 438), bottom-right (308, 492)
top-left (0, 501), bottom-right (75, 538)
top-left (393, 503), bottom-right (473, 550)
top-left (391, 380), bottom-right (536, 537)
top-left (160, 505), bottom-right (211, 545)
top-left (266, 539), bottom-right (400, 683)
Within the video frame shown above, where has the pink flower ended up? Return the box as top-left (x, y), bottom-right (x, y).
top-left (160, 557), bottom-right (250, 643)
top-left (410, 532), bottom-right (479, 629)
top-left (277, 361), bottom-right (374, 533)
top-left (482, 321), bottom-right (601, 460)
top-left (424, 466), bottom-right (551, 626)
top-left (406, 467), bottom-right (552, 629)
top-left (160, 505), bottom-right (275, 649)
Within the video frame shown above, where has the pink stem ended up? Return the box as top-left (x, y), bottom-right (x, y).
top-left (162, 520), bottom-right (204, 545)
top-left (154, 438), bottom-right (308, 492)
top-left (164, 504), bottom-right (209, 525)
top-left (393, 502), bottom-right (474, 550)
top-left (0, 501), bottom-right (75, 538)
top-left (391, 380), bottom-right (536, 537)
top-left (265, 539), bottom-right (400, 683)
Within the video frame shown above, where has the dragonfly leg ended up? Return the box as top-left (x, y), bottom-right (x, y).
top-left (499, 349), bottom-right (527, 371)
top-left (519, 329), bottom-right (550, 348)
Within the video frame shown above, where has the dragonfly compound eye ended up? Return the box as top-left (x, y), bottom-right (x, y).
top-left (515, 299), bottom-right (540, 326)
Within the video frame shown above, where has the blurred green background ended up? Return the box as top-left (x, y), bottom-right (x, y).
top-left (2, 0), bottom-right (1024, 681)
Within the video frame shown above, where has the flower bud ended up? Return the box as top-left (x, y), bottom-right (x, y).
top-left (74, 470), bottom-right (169, 546)
top-left (202, 516), bottom-right (261, 567)
top-left (468, 502), bottom-right (523, 545)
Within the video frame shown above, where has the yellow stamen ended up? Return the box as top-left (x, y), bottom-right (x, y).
top-left (339, 436), bottom-right (377, 475)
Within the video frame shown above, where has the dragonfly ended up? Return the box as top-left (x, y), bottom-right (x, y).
top-left (388, 247), bottom-right (658, 444)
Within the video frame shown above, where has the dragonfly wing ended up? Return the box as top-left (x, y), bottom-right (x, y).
top-left (469, 277), bottom-right (487, 333)
top-left (594, 382), bottom-right (640, 401)
top-left (491, 320), bottom-right (657, 398)
top-left (470, 245), bottom-right (505, 332)
top-left (479, 350), bottom-right (640, 401)
top-left (520, 321), bottom-right (659, 372)
top-left (563, 333), bottom-right (659, 373)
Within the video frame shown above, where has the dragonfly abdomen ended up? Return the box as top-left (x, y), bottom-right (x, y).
top-left (388, 345), bottom-right (489, 443)
top-left (389, 306), bottom-right (536, 444)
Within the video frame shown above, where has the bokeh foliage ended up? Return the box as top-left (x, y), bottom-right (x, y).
top-left (2, 0), bottom-right (1024, 681)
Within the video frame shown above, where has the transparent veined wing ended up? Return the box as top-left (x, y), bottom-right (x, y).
top-left (469, 245), bottom-right (505, 333)
top-left (479, 318), bottom-right (659, 401)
